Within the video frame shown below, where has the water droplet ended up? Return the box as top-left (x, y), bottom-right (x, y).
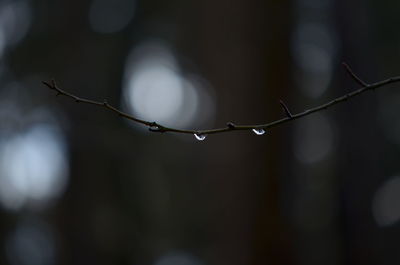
top-left (148, 125), bottom-right (160, 132)
top-left (252, 128), bottom-right (266, 135)
top-left (194, 133), bottom-right (207, 141)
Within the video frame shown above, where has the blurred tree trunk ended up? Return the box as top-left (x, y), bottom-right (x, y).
top-left (251, 1), bottom-right (293, 265)
top-left (191, 0), bottom-right (293, 264)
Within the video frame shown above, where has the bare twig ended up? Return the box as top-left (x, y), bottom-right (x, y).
top-left (342, 62), bottom-right (368, 87)
top-left (279, 100), bottom-right (293, 118)
top-left (226, 122), bottom-right (237, 129)
top-left (42, 63), bottom-right (400, 137)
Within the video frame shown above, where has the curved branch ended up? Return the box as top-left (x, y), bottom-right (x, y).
top-left (42, 63), bottom-right (400, 137)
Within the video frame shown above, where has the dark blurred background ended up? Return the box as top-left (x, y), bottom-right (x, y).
top-left (0, 0), bottom-right (400, 264)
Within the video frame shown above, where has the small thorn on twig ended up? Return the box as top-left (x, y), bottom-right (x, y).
top-left (51, 79), bottom-right (57, 88)
top-left (227, 122), bottom-right (236, 129)
top-left (279, 100), bottom-right (293, 118)
top-left (103, 100), bottom-right (108, 106)
top-left (342, 62), bottom-right (368, 87)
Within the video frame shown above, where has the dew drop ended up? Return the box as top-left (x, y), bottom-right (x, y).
top-left (252, 128), bottom-right (266, 135)
top-left (148, 125), bottom-right (160, 132)
top-left (194, 133), bottom-right (207, 141)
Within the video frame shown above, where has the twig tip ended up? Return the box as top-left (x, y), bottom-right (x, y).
top-left (226, 122), bottom-right (236, 129)
top-left (342, 62), bottom-right (368, 87)
top-left (279, 99), bottom-right (293, 118)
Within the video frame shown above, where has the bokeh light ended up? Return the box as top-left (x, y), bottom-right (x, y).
top-left (0, 123), bottom-right (69, 211)
top-left (292, 22), bottom-right (336, 98)
top-left (294, 113), bottom-right (334, 164)
top-left (292, 0), bottom-right (337, 98)
top-left (5, 218), bottom-right (56, 265)
top-left (0, 28), bottom-right (6, 59)
top-left (89, 0), bottom-right (136, 33)
top-left (122, 41), bottom-right (215, 129)
top-left (0, 1), bottom-right (31, 46)
top-left (372, 176), bottom-right (400, 227)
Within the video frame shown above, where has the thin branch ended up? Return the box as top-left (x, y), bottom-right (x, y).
top-left (342, 62), bottom-right (368, 87)
top-left (279, 100), bottom-right (293, 118)
top-left (226, 122), bottom-right (237, 129)
top-left (42, 63), bottom-right (400, 136)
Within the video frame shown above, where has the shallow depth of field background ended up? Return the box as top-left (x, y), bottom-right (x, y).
top-left (0, 0), bottom-right (400, 265)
